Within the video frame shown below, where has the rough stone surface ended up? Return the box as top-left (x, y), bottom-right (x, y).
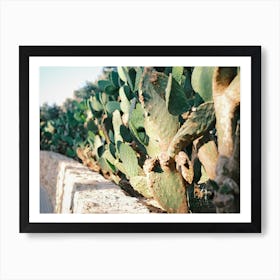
top-left (40, 151), bottom-right (150, 214)
top-left (73, 183), bottom-right (149, 214)
top-left (40, 186), bottom-right (53, 213)
top-left (40, 151), bottom-right (81, 212)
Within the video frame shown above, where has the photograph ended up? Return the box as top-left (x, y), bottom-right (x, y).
top-left (20, 46), bottom-right (261, 232)
top-left (39, 66), bottom-right (240, 215)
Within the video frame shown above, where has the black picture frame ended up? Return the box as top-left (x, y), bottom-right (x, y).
top-left (20, 46), bottom-right (261, 233)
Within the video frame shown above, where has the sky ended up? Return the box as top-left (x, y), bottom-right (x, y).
top-left (40, 67), bottom-right (103, 106)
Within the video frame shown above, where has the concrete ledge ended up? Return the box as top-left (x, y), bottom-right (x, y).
top-left (40, 151), bottom-right (150, 214)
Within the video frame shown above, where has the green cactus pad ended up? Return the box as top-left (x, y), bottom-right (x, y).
top-left (97, 156), bottom-right (113, 173)
top-left (104, 85), bottom-right (118, 95)
top-left (123, 85), bottom-right (134, 100)
top-left (139, 68), bottom-right (179, 156)
top-left (134, 67), bottom-right (143, 92)
top-left (86, 119), bottom-right (98, 133)
top-left (109, 71), bottom-right (120, 88)
top-left (100, 92), bottom-right (108, 106)
top-left (102, 148), bottom-right (126, 174)
top-left (118, 67), bottom-right (128, 83)
top-left (128, 103), bottom-right (149, 146)
top-left (183, 68), bottom-right (194, 99)
top-left (98, 80), bottom-right (111, 91)
top-left (120, 125), bottom-right (133, 142)
top-left (168, 102), bottom-right (215, 157)
top-left (130, 176), bottom-right (153, 198)
top-left (119, 86), bottom-right (131, 114)
top-left (93, 135), bottom-right (103, 159)
top-left (119, 142), bottom-right (139, 178)
top-left (191, 67), bottom-right (215, 101)
top-left (150, 170), bottom-right (188, 213)
top-left (172, 67), bottom-right (184, 84)
top-left (117, 67), bottom-right (136, 91)
top-left (112, 110), bottom-right (123, 144)
top-left (166, 74), bottom-right (193, 115)
top-left (106, 101), bottom-right (121, 114)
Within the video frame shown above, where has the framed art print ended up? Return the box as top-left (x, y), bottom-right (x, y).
top-left (19, 46), bottom-right (261, 233)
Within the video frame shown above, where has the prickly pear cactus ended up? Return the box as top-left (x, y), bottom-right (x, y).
top-left (139, 67), bottom-right (179, 157)
top-left (136, 68), bottom-right (190, 212)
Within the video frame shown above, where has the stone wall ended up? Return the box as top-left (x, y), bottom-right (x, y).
top-left (40, 151), bottom-right (150, 214)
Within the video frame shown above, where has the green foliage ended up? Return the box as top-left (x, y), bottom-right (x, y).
top-left (40, 101), bottom-right (88, 158)
top-left (191, 67), bottom-right (214, 101)
top-left (74, 81), bottom-right (97, 100)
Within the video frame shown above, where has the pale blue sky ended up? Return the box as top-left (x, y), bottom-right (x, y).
top-left (40, 67), bottom-right (103, 106)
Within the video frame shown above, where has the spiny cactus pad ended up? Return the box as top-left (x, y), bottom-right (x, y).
top-left (168, 102), bottom-right (215, 157)
top-left (139, 68), bottom-right (179, 156)
top-left (150, 170), bottom-right (188, 213)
